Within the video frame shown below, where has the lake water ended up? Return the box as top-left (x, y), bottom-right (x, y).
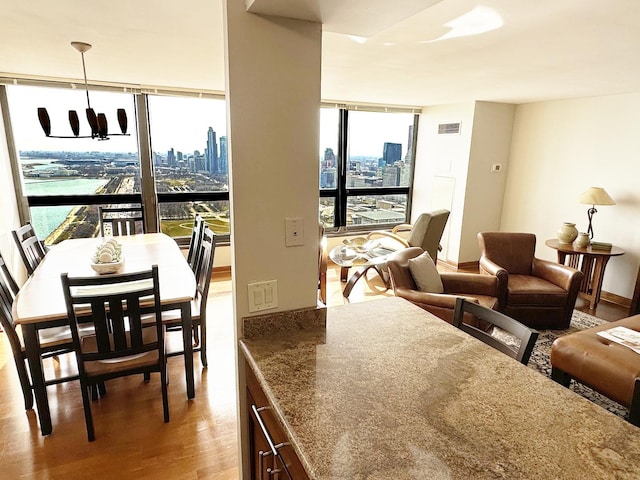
top-left (25, 178), bottom-right (109, 239)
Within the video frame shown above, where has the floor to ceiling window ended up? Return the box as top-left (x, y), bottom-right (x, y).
top-left (3, 83), bottom-right (231, 244)
top-left (147, 94), bottom-right (230, 238)
top-left (319, 104), bottom-right (418, 232)
top-left (3, 81), bottom-right (419, 244)
top-left (5, 84), bottom-right (140, 244)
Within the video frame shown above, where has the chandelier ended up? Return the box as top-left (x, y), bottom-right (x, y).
top-left (37, 42), bottom-right (129, 140)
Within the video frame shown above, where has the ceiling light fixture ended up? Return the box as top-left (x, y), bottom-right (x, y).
top-left (37, 42), bottom-right (129, 140)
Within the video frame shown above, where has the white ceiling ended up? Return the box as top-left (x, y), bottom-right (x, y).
top-left (1, 0), bottom-right (639, 107)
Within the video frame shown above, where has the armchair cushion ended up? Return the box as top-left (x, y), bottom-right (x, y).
top-left (507, 275), bottom-right (568, 306)
top-left (408, 252), bottom-right (443, 293)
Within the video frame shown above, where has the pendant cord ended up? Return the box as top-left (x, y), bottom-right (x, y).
top-left (80, 51), bottom-right (91, 110)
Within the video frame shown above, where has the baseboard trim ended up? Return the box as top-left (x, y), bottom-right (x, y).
top-left (438, 259), bottom-right (479, 271)
top-left (601, 290), bottom-right (631, 309)
top-left (213, 265), bottom-right (231, 275)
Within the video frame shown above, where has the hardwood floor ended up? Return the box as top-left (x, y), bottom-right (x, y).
top-left (0, 264), bottom-right (629, 478)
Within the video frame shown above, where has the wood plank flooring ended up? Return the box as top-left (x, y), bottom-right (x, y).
top-left (0, 264), bottom-right (629, 478)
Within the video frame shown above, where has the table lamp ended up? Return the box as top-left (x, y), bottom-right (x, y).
top-left (578, 187), bottom-right (615, 239)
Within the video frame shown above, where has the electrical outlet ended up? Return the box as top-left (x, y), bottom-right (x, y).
top-left (285, 217), bottom-right (304, 246)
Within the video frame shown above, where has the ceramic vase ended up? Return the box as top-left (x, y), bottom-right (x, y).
top-left (557, 222), bottom-right (578, 244)
top-left (574, 232), bottom-right (590, 248)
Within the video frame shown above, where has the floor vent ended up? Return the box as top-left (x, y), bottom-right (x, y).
top-left (438, 122), bottom-right (461, 134)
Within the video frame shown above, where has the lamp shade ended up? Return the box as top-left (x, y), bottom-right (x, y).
top-left (578, 187), bottom-right (615, 206)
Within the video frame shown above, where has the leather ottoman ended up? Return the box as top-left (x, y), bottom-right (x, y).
top-left (550, 314), bottom-right (640, 426)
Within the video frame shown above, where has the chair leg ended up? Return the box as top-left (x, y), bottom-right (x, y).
top-left (97, 382), bottom-right (107, 397)
top-left (160, 366), bottom-right (170, 423)
top-left (144, 372), bottom-right (151, 382)
top-left (81, 383), bottom-right (96, 442)
top-left (199, 321), bottom-right (207, 368)
top-left (18, 358), bottom-right (34, 410)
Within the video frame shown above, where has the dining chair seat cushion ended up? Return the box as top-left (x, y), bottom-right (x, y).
top-left (408, 252), bottom-right (444, 293)
top-left (80, 327), bottom-right (164, 376)
top-left (507, 274), bottom-right (568, 306)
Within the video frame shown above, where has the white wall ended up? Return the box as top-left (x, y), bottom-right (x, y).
top-left (502, 93), bottom-right (640, 299)
top-left (412, 101), bottom-right (515, 265)
top-left (462, 102), bottom-right (515, 261)
top-left (224, 3), bottom-right (321, 478)
top-left (412, 102), bottom-right (475, 264)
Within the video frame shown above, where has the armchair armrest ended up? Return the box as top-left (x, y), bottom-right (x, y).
top-left (441, 272), bottom-right (499, 297)
top-left (395, 287), bottom-right (473, 310)
top-left (532, 258), bottom-right (584, 292)
top-left (478, 257), bottom-right (509, 310)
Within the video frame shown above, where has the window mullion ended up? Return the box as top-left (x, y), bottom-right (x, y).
top-left (336, 108), bottom-right (348, 228)
top-left (136, 94), bottom-right (160, 233)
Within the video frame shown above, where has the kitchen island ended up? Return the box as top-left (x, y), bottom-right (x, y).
top-left (240, 297), bottom-right (640, 479)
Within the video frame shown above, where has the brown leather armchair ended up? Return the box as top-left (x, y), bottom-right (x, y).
top-left (387, 247), bottom-right (505, 328)
top-left (477, 232), bottom-right (584, 329)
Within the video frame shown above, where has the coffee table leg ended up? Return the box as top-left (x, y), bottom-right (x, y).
top-left (342, 266), bottom-right (371, 298)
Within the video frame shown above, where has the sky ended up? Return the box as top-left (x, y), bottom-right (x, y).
top-left (8, 84), bottom-right (414, 158)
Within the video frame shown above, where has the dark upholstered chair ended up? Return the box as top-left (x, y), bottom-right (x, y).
top-left (387, 247), bottom-right (505, 328)
top-left (453, 297), bottom-right (539, 365)
top-left (477, 232), bottom-right (584, 329)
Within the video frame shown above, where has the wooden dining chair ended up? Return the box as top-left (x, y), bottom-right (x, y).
top-left (0, 252), bottom-right (80, 410)
top-left (12, 222), bottom-right (47, 275)
top-left (99, 205), bottom-right (145, 236)
top-left (144, 227), bottom-right (216, 367)
top-left (61, 265), bottom-right (169, 441)
top-left (186, 214), bottom-right (205, 272)
top-left (453, 297), bottom-right (539, 365)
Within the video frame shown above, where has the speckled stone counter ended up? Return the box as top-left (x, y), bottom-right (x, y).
top-left (240, 297), bottom-right (640, 479)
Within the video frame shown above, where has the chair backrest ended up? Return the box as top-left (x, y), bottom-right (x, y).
top-left (406, 210), bottom-right (450, 261)
top-left (186, 214), bottom-right (205, 272)
top-left (0, 253), bottom-right (22, 357)
top-left (12, 222), bottom-right (46, 275)
top-left (453, 297), bottom-right (539, 365)
top-left (0, 251), bottom-right (19, 299)
top-left (99, 206), bottom-right (145, 237)
top-left (61, 266), bottom-right (163, 375)
top-left (477, 232), bottom-right (536, 275)
top-left (193, 227), bottom-right (216, 316)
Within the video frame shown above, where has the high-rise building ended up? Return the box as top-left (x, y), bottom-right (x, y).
top-left (404, 125), bottom-right (414, 162)
top-left (219, 136), bottom-right (228, 175)
top-left (167, 148), bottom-right (176, 167)
top-left (383, 142), bottom-right (402, 166)
top-left (323, 148), bottom-right (336, 168)
top-left (206, 127), bottom-right (219, 174)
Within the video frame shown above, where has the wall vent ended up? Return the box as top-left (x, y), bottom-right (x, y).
top-left (438, 122), bottom-right (461, 134)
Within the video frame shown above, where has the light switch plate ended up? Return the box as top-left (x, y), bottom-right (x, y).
top-left (247, 280), bottom-right (278, 312)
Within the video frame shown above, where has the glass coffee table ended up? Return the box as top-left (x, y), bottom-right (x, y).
top-left (329, 237), bottom-right (400, 299)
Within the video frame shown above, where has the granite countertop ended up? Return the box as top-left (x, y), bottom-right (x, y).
top-left (240, 297), bottom-right (640, 479)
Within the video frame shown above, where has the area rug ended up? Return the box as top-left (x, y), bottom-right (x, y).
top-left (525, 310), bottom-right (628, 419)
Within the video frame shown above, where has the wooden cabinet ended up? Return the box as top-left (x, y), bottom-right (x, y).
top-left (246, 362), bottom-right (309, 480)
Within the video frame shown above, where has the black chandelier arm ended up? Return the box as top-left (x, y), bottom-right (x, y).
top-left (586, 205), bottom-right (598, 239)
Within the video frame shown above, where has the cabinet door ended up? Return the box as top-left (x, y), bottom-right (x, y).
top-left (246, 362), bottom-right (309, 480)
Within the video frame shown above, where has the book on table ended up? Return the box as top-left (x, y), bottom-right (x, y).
top-left (597, 326), bottom-right (640, 354)
top-left (590, 240), bottom-right (612, 250)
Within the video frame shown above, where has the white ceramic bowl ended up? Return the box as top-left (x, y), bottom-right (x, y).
top-left (90, 258), bottom-right (124, 274)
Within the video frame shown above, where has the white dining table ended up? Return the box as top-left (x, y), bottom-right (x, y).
top-left (13, 233), bottom-right (197, 436)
